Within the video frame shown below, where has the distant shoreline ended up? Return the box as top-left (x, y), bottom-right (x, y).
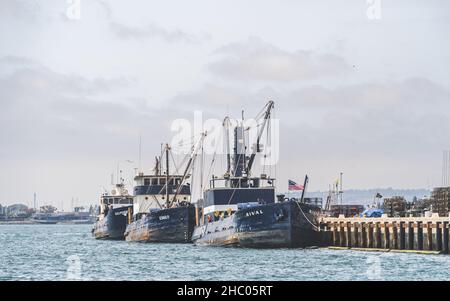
top-left (0, 221), bottom-right (93, 225)
top-left (0, 220), bottom-right (36, 225)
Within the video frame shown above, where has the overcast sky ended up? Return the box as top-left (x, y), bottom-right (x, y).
top-left (1, 0), bottom-right (449, 208)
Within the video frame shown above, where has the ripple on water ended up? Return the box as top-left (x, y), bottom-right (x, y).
top-left (1, 224), bottom-right (450, 280)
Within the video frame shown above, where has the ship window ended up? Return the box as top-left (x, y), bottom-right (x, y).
top-left (144, 178), bottom-right (151, 186)
top-left (160, 178), bottom-right (166, 185)
top-left (152, 178), bottom-right (158, 185)
top-left (120, 199), bottom-right (130, 204)
top-left (169, 178), bottom-right (175, 186)
top-left (175, 178), bottom-right (181, 186)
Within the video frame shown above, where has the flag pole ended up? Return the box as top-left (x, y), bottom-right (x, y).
top-left (300, 175), bottom-right (309, 203)
top-left (287, 180), bottom-right (290, 201)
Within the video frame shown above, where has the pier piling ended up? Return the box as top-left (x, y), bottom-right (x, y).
top-left (320, 215), bottom-right (450, 254)
top-left (443, 222), bottom-right (449, 254)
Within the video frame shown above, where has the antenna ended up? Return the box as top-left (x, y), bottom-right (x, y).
top-left (448, 150), bottom-right (450, 186)
top-left (116, 162), bottom-right (120, 184)
top-left (138, 134), bottom-right (142, 173)
top-left (160, 143), bottom-right (164, 176)
top-left (443, 150), bottom-right (450, 187)
top-left (200, 139), bottom-right (204, 193)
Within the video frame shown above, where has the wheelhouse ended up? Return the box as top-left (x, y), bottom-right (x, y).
top-left (133, 174), bottom-right (191, 196)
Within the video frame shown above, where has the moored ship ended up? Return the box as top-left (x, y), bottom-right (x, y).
top-left (92, 179), bottom-right (133, 240)
top-left (192, 101), bottom-right (322, 248)
top-left (124, 141), bottom-right (203, 243)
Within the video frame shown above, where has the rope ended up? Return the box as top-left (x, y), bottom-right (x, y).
top-left (294, 200), bottom-right (319, 230)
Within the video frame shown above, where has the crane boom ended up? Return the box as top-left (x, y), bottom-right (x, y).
top-left (171, 132), bottom-right (208, 204)
top-left (246, 100), bottom-right (275, 175)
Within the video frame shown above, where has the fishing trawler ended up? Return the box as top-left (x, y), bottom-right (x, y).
top-left (124, 140), bottom-right (204, 243)
top-left (92, 177), bottom-right (133, 240)
top-left (192, 101), bottom-right (322, 248)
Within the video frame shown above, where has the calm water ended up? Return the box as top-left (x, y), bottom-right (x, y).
top-left (1, 224), bottom-right (450, 281)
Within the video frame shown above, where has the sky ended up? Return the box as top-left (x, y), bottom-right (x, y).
top-left (0, 0), bottom-right (449, 208)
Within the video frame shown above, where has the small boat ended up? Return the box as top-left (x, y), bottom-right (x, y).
top-left (92, 179), bottom-right (133, 240)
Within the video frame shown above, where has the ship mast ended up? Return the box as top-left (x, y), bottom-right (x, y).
top-left (223, 116), bottom-right (231, 177)
top-left (165, 144), bottom-right (170, 208)
top-left (154, 156), bottom-right (160, 176)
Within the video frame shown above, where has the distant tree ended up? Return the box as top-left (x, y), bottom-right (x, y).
top-left (40, 205), bottom-right (57, 213)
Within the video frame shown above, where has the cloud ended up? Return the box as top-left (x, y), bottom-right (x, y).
top-left (208, 37), bottom-right (351, 82)
top-left (0, 56), bottom-right (131, 98)
top-left (0, 0), bottom-right (40, 20)
top-left (166, 76), bottom-right (450, 159)
top-left (276, 78), bottom-right (450, 169)
top-left (109, 21), bottom-right (210, 44)
top-left (289, 78), bottom-right (449, 109)
top-left (0, 56), bottom-right (201, 205)
top-left (0, 56), bottom-right (183, 161)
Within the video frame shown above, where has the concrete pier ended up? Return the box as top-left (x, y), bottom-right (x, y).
top-left (319, 214), bottom-right (450, 254)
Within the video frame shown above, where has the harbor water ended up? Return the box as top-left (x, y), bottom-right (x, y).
top-left (1, 224), bottom-right (450, 281)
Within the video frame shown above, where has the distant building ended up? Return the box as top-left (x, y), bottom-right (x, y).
top-left (0, 203), bottom-right (32, 220)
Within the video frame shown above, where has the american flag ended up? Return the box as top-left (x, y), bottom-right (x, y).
top-left (288, 180), bottom-right (304, 191)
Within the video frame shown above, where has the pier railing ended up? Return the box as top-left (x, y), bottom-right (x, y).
top-left (319, 214), bottom-right (450, 254)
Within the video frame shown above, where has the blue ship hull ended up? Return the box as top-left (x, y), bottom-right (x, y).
top-left (193, 200), bottom-right (320, 248)
top-left (125, 205), bottom-right (196, 243)
top-left (92, 206), bottom-right (131, 240)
